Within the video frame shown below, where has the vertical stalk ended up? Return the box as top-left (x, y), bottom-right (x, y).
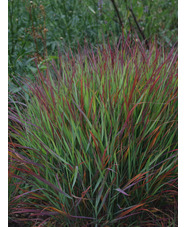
top-left (129, 7), bottom-right (149, 49)
top-left (110, 0), bottom-right (124, 31)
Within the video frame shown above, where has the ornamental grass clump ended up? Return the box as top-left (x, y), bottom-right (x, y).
top-left (9, 37), bottom-right (178, 226)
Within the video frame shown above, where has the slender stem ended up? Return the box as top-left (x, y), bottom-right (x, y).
top-left (110, 0), bottom-right (124, 30)
top-left (123, 0), bottom-right (133, 33)
top-left (128, 7), bottom-right (149, 49)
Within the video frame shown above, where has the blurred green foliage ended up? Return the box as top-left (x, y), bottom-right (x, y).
top-left (8, 0), bottom-right (177, 78)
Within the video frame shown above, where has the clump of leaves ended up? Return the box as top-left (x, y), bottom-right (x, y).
top-left (9, 36), bottom-right (177, 226)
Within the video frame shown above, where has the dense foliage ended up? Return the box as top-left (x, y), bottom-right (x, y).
top-left (9, 37), bottom-right (178, 226)
top-left (8, 0), bottom-right (178, 225)
top-left (8, 0), bottom-right (177, 77)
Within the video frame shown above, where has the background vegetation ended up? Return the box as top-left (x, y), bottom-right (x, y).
top-left (9, 0), bottom-right (177, 78)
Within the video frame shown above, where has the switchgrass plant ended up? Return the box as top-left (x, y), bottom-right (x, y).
top-left (9, 37), bottom-right (178, 226)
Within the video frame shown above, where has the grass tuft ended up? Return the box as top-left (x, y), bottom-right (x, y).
top-left (9, 36), bottom-right (177, 226)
